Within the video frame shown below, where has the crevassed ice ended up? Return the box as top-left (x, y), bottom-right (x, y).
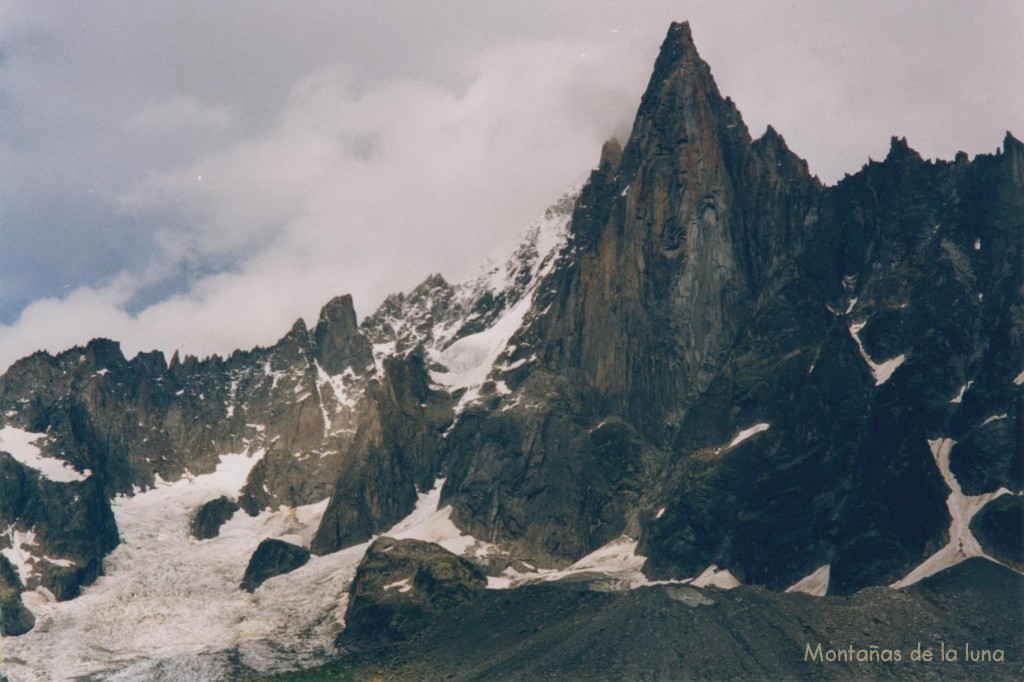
top-left (6, 473), bottom-right (490, 680)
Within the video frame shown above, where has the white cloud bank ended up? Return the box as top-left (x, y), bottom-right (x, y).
top-left (2, 2), bottom-right (1021, 371)
top-left (1, 36), bottom-right (652, 369)
top-left (131, 97), bottom-right (233, 131)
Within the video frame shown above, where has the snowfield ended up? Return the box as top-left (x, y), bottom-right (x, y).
top-left (0, 425), bottom-right (91, 482)
top-left (6, 472), bottom-right (505, 680)
top-left (5, 464), bottom-right (746, 681)
top-left (5, 451), bottom-right (343, 681)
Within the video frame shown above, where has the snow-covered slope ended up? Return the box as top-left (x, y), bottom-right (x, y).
top-left (0, 426), bottom-right (90, 482)
top-left (362, 188), bottom-right (577, 415)
top-left (5, 474), bottom-right (489, 680)
top-left (1, 190), bottom-right (580, 681)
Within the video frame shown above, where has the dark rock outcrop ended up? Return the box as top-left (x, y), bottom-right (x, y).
top-left (313, 294), bottom-right (374, 376)
top-left (239, 539), bottom-right (311, 592)
top-left (971, 494), bottom-right (1024, 571)
top-left (0, 555), bottom-right (35, 636)
top-left (341, 537), bottom-right (486, 644)
top-left (190, 496), bottom-right (240, 540)
top-left (311, 350), bottom-right (452, 555)
top-left (0, 452), bottom-right (118, 601)
top-left (290, 558), bottom-right (1024, 681)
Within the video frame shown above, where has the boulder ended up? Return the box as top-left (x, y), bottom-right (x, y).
top-left (239, 539), bottom-right (310, 592)
top-left (341, 537), bottom-right (486, 644)
top-left (190, 496), bottom-right (240, 540)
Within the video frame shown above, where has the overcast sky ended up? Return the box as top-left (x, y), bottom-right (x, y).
top-left (2, 1), bottom-right (1022, 370)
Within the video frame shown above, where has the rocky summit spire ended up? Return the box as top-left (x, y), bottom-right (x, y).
top-left (629, 21), bottom-right (747, 146)
top-left (313, 294), bottom-right (373, 375)
top-left (637, 22), bottom-right (706, 110)
top-left (535, 21), bottom-right (813, 440)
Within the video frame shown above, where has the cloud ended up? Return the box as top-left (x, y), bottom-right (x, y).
top-left (131, 97), bottom-right (232, 131)
top-left (0, 35), bottom-right (652, 370)
top-left (2, 2), bottom-right (1022, 372)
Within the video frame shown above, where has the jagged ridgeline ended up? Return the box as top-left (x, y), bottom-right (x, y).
top-left (0, 20), bottom-right (1021, 677)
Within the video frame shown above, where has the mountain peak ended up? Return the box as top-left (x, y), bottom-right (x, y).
top-left (288, 317), bottom-right (309, 337)
top-left (884, 135), bottom-right (923, 164)
top-left (598, 137), bottom-right (622, 170)
top-left (635, 21), bottom-right (712, 120)
top-left (625, 20), bottom-right (749, 163)
top-left (317, 294), bottom-right (359, 330)
top-left (1004, 130), bottom-right (1023, 155)
top-left (313, 293), bottom-right (373, 374)
top-left (663, 20), bottom-right (696, 57)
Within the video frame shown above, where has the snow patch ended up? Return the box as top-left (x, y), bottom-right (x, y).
top-left (1014, 370), bottom-right (1024, 386)
top-left (495, 536), bottom-right (650, 590)
top-left (0, 426), bottom-right (91, 482)
top-left (728, 422), bottom-right (770, 449)
top-left (892, 438), bottom-right (1013, 588)
top-left (950, 381), bottom-right (973, 404)
top-left (487, 535), bottom-right (733, 592)
top-left (385, 479), bottom-right (500, 558)
top-left (371, 341), bottom-right (396, 376)
top-left (428, 204), bottom-right (571, 416)
top-left (691, 564), bottom-right (741, 589)
top-left (981, 413), bottom-right (1008, 426)
top-left (1, 527), bottom-right (39, 584)
top-left (383, 578), bottom-right (412, 593)
top-left (785, 564), bottom-right (830, 596)
top-left (225, 378), bottom-right (240, 418)
top-left (315, 362), bottom-right (357, 410)
top-left (847, 321), bottom-right (905, 385)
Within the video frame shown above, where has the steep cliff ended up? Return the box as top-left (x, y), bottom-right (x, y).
top-left (0, 22), bottom-right (1019, 667)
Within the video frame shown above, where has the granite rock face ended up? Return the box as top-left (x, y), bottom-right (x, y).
top-left (439, 22), bottom-right (1022, 595)
top-left (310, 350), bottom-right (453, 555)
top-left (0, 21), bottom-right (1019, 641)
top-left (0, 448), bottom-right (117, 601)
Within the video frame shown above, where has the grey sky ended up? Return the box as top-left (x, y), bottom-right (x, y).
top-left (2, 1), bottom-right (1022, 369)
